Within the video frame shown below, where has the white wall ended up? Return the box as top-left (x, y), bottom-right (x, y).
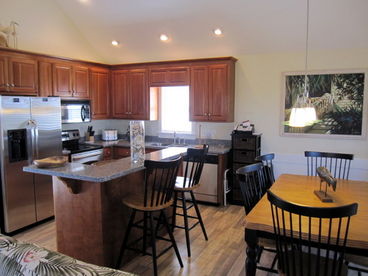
top-left (0, 0), bottom-right (103, 62)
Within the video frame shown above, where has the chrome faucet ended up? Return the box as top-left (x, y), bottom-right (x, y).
top-left (173, 131), bottom-right (177, 144)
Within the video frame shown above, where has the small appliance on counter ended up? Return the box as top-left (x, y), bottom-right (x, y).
top-left (102, 129), bottom-right (118, 141)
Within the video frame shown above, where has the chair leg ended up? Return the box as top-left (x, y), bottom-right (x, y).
top-left (161, 210), bottom-right (184, 268)
top-left (116, 209), bottom-right (136, 269)
top-left (182, 191), bottom-right (191, 257)
top-left (148, 212), bottom-right (158, 276)
top-left (171, 191), bottom-right (178, 231)
top-left (143, 212), bottom-right (148, 255)
top-left (190, 190), bottom-right (208, 241)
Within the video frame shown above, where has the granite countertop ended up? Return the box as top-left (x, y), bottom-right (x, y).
top-left (23, 147), bottom-right (187, 183)
top-left (84, 140), bottom-right (231, 154)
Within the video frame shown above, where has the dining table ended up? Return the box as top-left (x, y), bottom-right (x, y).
top-left (244, 174), bottom-right (368, 276)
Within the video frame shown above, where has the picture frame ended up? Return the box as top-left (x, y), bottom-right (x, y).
top-left (280, 69), bottom-right (368, 139)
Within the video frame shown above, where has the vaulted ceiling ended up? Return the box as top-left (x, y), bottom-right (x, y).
top-left (54, 0), bottom-right (368, 63)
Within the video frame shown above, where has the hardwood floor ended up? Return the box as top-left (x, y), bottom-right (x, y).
top-left (13, 204), bottom-right (276, 276)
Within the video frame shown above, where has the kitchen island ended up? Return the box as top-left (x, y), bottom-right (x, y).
top-left (23, 147), bottom-right (187, 268)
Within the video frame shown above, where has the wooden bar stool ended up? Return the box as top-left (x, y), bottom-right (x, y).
top-left (171, 145), bottom-right (209, 257)
top-left (116, 156), bottom-right (184, 276)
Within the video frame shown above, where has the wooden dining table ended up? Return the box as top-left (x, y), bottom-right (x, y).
top-left (244, 174), bottom-right (368, 276)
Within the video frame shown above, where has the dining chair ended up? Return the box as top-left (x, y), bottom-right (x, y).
top-left (255, 153), bottom-right (275, 189)
top-left (116, 157), bottom-right (183, 276)
top-left (236, 163), bottom-right (278, 273)
top-left (171, 145), bottom-right (209, 258)
top-left (267, 190), bottom-right (358, 276)
top-left (304, 151), bottom-right (354, 179)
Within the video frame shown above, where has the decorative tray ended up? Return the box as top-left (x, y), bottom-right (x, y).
top-left (33, 156), bottom-right (67, 168)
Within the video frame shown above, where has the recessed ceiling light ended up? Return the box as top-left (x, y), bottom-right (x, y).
top-left (213, 28), bottom-right (223, 36)
top-left (111, 40), bottom-right (119, 46)
top-left (160, 34), bottom-right (169, 42)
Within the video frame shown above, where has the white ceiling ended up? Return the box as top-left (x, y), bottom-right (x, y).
top-left (54, 0), bottom-right (368, 63)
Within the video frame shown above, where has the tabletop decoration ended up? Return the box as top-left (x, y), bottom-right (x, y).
top-left (315, 166), bottom-right (337, 202)
top-left (130, 121), bottom-right (145, 164)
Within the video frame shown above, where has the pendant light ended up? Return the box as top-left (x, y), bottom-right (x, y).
top-left (289, 0), bottom-right (317, 127)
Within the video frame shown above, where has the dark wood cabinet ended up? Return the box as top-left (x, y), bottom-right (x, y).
top-left (112, 68), bottom-right (149, 120)
top-left (103, 147), bottom-right (113, 160)
top-left (190, 59), bottom-right (235, 122)
top-left (52, 62), bottom-right (89, 99)
top-left (38, 60), bottom-right (53, 97)
top-left (113, 147), bottom-right (131, 159)
top-left (53, 62), bottom-right (73, 97)
top-left (0, 52), bottom-right (38, 95)
top-left (90, 67), bottom-right (110, 119)
top-left (149, 66), bottom-right (189, 86)
top-left (230, 132), bottom-right (261, 205)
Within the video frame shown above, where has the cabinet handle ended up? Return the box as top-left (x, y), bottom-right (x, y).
top-left (11, 84), bottom-right (15, 87)
top-left (208, 113), bottom-right (211, 117)
top-left (241, 152), bottom-right (249, 155)
top-left (241, 138), bottom-right (249, 142)
top-left (5, 83), bottom-right (10, 87)
top-left (204, 113), bottom-right (207, 116)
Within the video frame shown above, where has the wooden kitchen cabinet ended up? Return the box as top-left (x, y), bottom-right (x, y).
top-left (190, 59), bottom-right (235, 122)
top-left (0, 52), bottom-right (38, 95)
top-left (113, 147), bottom-right (131, 159)
top-left (52, 62), bottom-right (89, 99)
top-left (90, 67), bottom-right (110, 119)
top-left (111, 68), bottom-right (149, 120)
top-left (149, 66), bottom-right (189, 86)
top-left (103, 147), bottom-right (113, 160)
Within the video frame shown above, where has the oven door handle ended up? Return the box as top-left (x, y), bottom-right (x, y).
top-left (72, 152), bottom-right (102, 160)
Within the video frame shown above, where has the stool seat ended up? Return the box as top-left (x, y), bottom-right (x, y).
top-left (174, 176), bottom-right (201, 191)
top-left (123, 193), bottom-right (173, 211)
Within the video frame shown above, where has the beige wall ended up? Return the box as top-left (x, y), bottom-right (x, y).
top-left (0, 0), bottom-right (102, 62)
top-left (235, 48), bottom-right (368, 158)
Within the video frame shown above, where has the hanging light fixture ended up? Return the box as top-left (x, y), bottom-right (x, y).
top-left (289, 0), bottom-right (317, 127)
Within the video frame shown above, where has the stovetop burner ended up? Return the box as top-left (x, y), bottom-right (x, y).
top-left (62, 129), bottom-right (102, 154)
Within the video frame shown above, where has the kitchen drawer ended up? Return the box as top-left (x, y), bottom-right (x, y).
top-left (233, 135), bottom-right (257, 150)
top-left (113, 147), bottom-right (131, 159)
top-left (233, 150), bottom-right (256, 163)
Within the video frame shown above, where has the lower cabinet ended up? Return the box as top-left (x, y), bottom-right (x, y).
top-left (102, 146), bottom-right (164, 160)
top-left (113, 147), bottom-right (131, 159)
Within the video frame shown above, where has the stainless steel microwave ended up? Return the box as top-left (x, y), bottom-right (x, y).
top-left (61, 100), bottom-right (91, 123)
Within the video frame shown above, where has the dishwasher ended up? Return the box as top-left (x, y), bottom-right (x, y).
top-left (184, 154), bottom-right (218, 204)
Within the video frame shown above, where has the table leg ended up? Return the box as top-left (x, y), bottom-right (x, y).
top-left (245, 228), bottom-right (258, 276)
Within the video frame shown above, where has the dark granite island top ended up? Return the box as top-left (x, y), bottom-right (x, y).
top-left (22, 147), bottom-right (187, 270)
top-left (23, 147), bottom-right (187, 182)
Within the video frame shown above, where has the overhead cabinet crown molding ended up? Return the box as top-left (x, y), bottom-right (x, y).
top-left (0, 47), bottom-right (236, 122)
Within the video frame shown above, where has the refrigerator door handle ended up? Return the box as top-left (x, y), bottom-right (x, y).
top-left (26, 120), bottom-right (36, 164)
top-left (33, 120), bottom-right (39, 159)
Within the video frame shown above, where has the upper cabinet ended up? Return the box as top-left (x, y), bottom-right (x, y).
top-left (52, 62), bottom-right (89, 99)
top-left (90, 67), bottom-right (110, 119)
top-left (0, 51), bottom-right (38, 95)
top-left (149, 66), bottom-right (189, 86)
top-left (190, 58), bottom-right (235, 122)
top-left (112, 68), bottom-right (150, 120)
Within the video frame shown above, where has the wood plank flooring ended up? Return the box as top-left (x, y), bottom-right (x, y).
top-left (13, 204), bottom-right (276, 276)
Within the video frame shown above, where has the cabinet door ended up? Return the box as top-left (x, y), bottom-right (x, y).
top-left (189, 65), bottom-right (209, 121)
top-left (112, 70), bottom-right (129, 118)
top-left (91, 68), bottom-right (110, 119)
top-left (39, 61), bottom-right (53, 97)
top-left (129, 69), bottom-right (148, 120)
top-left (149, 68), bottom-right (167, 86)
top-left (0, 56), bottom-right (7, 91)
top-left (168, 67), bottom-right (189, 85)
top-left (208, 64), bottom-right (229, 121)
top-left (73, 65), bottom-right (89, 98)
top-left (53, 63), bottom-right (73, 97)
top-left (8, 56), bottom-right (38, 95)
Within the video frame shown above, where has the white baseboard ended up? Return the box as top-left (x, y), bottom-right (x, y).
top-left (273, 154), bottom-right (368, 181)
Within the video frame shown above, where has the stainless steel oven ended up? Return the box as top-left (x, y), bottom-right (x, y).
top-left (62, 129), bottom-right (103, 164)
top-left (61, 100), bottom-right (91, 123)
top-left (70, 148), bottom-right (103, 164)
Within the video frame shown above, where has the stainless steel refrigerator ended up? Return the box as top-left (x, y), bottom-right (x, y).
top-left (0, 96), bottom-right (61, 233)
